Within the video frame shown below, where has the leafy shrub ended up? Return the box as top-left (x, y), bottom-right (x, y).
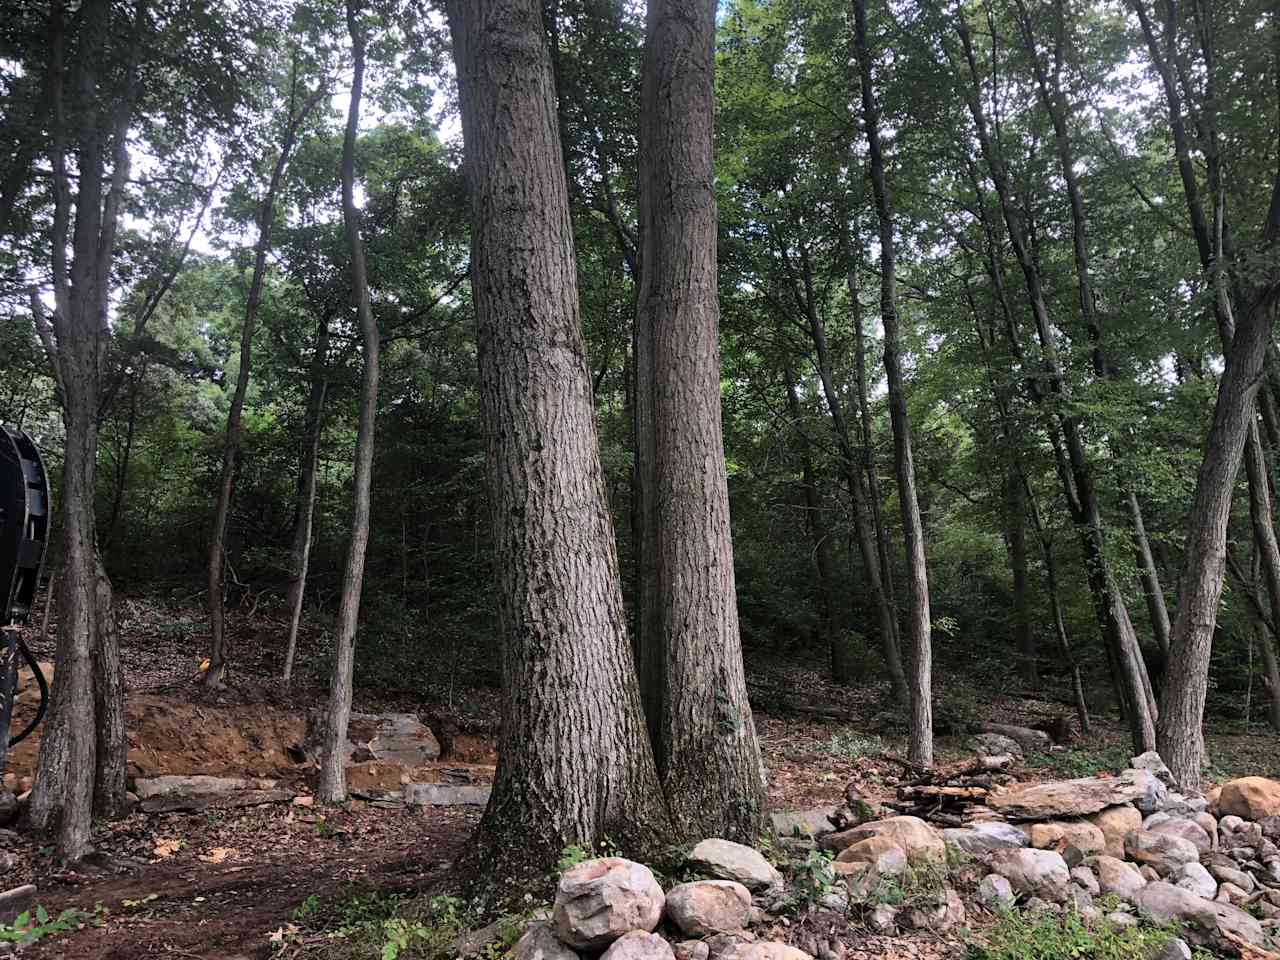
top-left (966, 908), bottom-right (1198, 960)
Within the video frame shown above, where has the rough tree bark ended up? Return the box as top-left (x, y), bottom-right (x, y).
top-left (204, 56), bottom-right (324, 688)
top-left (634, 0), bottom-right (766, 839)
top-left (282, 315), bottom-right (331, 682)
top-left (316, 0), bottom-right (380, 804)
top-left (1158, 280), bottom-right (1276, 787)
top-left (446, 0), bottom-right (673, 871)
top-left (852, 0), bottom-right (933, 766)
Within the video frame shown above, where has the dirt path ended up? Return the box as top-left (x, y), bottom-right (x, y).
top-left (25, 806), bottom-right (477, 960)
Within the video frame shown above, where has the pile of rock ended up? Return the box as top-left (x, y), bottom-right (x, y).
top-left (516, 841), bottom-right (809, 960)
top-left (869, 754), bottom-right (1277, 953)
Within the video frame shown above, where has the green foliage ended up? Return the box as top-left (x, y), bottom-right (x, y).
top-left (780, 849), bottom-right (838, 912)
top-left (0, 903), bottom-right (104, 948)
top-left (556, 844), bottom-right (592, 873)
top-left (1026, 745), bottom-right (1132, 778)
top-left (816, 731), bottom-right (886, 759)
top-left (965, 908), bottom-right (1193, 960)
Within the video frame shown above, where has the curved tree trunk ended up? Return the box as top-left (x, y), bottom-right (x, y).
top-left (316, 0), bottom-right (380, 805)
top-left (851, 266), bottom-right (899, 633)
top-left (852, 0), bottom-right (933, 766)
top-left (282, 316), bottom-right (330, 682)
top-left (446, 0), bottom-right (673, 873)
top-left (204, 56), bottom-right (322, 688)
top-left (635, 0), bottom-right (766, 839)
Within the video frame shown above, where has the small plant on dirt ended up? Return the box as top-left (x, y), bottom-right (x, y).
top-left (292, 894), bottom-right (321, 922)
top-left (965, 907), bottom-right (1199, 960)
top-left (781, 848), bottom-right (837, 911)
top-left (0, 903), bottom-right (104, 948)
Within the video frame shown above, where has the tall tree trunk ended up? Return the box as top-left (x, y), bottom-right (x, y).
top-left (1127, 492), bottom-right (1171, 656)
top-left (204, 57), bottom-right (322, 688)
top-left (446, 0), bottom-right (673, 872)
top-left (1158, 286), bottom-right (1276, 787)
top-left (317, 1), bottom-right (380, 805)
top-left (783, 365), bottom-right (843, 680)
top-left (635, 0), bottom-right (766, 840)
top-left (954, 19), bottom-right (1156, 751)
top-left (802, 254), bottom-right (908, 701)
top-left (282, 316), bottom-right (331, 682)
top-left (850, 266), bottom-right (899, 630)
top-left (852, 0), bottom-right (933, 766)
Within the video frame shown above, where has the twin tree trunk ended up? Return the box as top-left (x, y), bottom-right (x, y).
top-left (204, 64), bottom-right (320, 688)
top-left (28, 0), bottom-right (132, 862)
top-left (634, 0), bottom-right (766, 835)
top-left (447, 0), bottom-right (673, 870)
top-left (851, 0), bottom-right (933, 766)
top-left (316, 0), bottom-right (379, 804)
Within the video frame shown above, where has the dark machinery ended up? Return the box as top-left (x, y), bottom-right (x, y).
top-left (0, 426), bottom-right (51, 778)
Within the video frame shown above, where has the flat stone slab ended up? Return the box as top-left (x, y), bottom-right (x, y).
top-left (770, 807), bottom-right (838, 839)
top-left (133, 775), bottom-right (279, 800)
top-left (140, 788), bottom-right (292, 813)
top-left (403, 783), bottom-right (491, 807)
top-left (349, 713), bottom-right (441, 766)
top-left (990, 770), bottom-right (1160, 820)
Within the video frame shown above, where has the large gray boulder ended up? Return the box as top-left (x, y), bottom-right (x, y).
top-left (1084, 855), bottom-right (1147, 899)
top-left (665, 881), bottom-right (752, 937)
top-left (987, 848), bottom-right (1070, 903)
top-left (989, 770), bottom-right (1162, 820)
top-left (1129, 751), bottom-right (1177, 788)
top-left (1174, 862), bottom-right (1217, 899)
top-left (1149, 818), bottom-right (1212, 854)
top-left (1124, 830), bottom-right (1200, 876)
top-left (553, 858), bottom-right (665, 950)
top-left (1133, 882), bottom-right (1264, 948)
top-left (976, 723), bottom-right (1051, 753)
top-left (942, 822), bottom-right (1027, 858)
top-left (834, 836), bottom-right (907, 877)
top-left (970, 733), bottom-right (1023, 759)
top-left (688, 839), bottom-right (781, 892)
